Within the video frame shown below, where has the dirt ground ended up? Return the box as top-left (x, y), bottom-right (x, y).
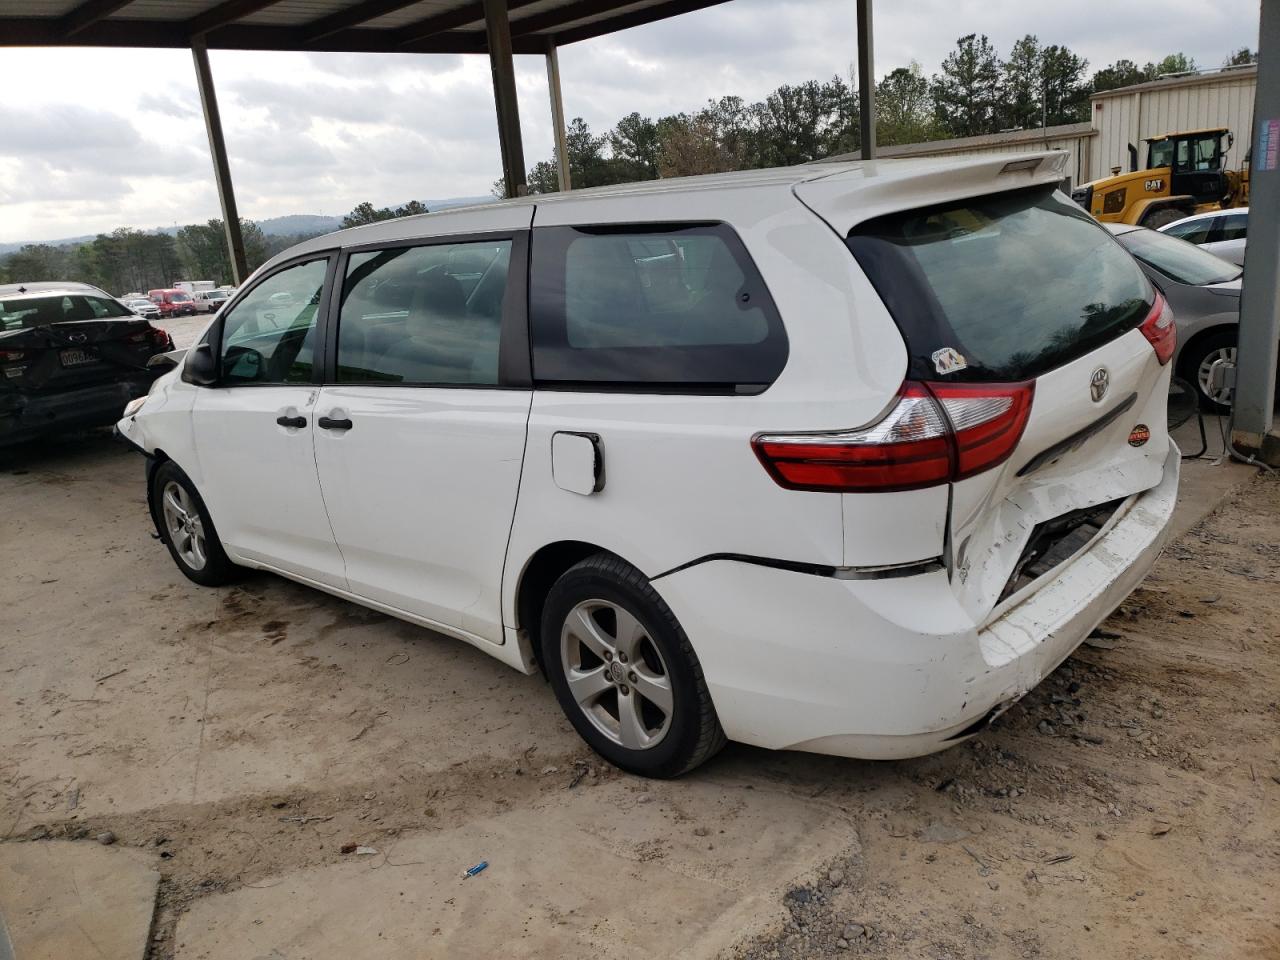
top-left (1, 429), bottom-right (1277, 960)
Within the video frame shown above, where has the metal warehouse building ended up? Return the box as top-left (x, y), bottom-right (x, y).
top-left (878, 63), bottom-right (1259, 189)
top-left (1089, 63), bottom-right (1258, 178)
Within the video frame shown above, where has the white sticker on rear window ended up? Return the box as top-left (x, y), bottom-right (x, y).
top-left (932, 347), bottom-right (968, 375)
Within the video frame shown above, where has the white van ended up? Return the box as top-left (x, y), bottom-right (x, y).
top-left (117, 154), bottom-right (1179, 777)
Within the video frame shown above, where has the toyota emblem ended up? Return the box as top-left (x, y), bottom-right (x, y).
top-left (1089, 367), bottom-right (1109, 403)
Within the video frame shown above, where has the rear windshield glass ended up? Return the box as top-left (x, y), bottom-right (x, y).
top-left (848, 186), bottom-right (1154, 382)
top-left (0, 294), bottom-right (133, 330)
top-left (1114, 228), bottom-right (1241, 286)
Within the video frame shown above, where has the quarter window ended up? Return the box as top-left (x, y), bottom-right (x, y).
top-left (530, 224), bottom-right (787, 391)
top-left (218, 258), bottom-right (327, 385)
top-left (336, 239), bottom-right (512, 386)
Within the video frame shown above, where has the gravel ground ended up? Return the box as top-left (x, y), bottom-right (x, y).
top-left (0, 431), bottom-right (1275, 959)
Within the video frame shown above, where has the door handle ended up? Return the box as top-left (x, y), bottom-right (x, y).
top-left (276, 415), bottom-right (307, 429)
top-left (317, 416), bottom-right (353, 431)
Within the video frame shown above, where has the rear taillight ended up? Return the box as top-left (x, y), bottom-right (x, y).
top-left (1139, 293), bottom-right (1175, 365)
top-left (0, 350), bottom-right (24, 362)
top-left (151, 327), bottom-right (172, 349)
top-left (753, 380), bottom-right (1035, 493)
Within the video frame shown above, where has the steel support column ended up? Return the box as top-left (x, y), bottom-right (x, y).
top-left (1232, 0), bottom-right (1280, 454)
top-left (191, 39), bottom-right (248, 285)
top-left (545, 38), bottom-right (572, 191)
top-left (856, 0), bottom-right (875, 160)
top-left (483, 0), bottom-right (527, 198)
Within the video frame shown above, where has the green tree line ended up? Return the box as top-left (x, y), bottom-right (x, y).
top-left (0, 198), bottom-right (432, 293)
top-left (510, 40), bottom-right (1256, 194)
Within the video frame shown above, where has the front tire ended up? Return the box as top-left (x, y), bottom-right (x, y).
top-left (150, 461), bottom-right (240, 586)
top-left (541, 553), bottom-right (725, 778)
top-left (1181, 330), bottom-right (1237, 413)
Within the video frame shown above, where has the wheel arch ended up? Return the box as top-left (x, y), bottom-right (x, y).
top-left (1133, 196), bottom-right (1195, 228)
top-left (512, 540), bottom-right (625, 672)
top-left (1175, 322), bottom-right (1238, 381)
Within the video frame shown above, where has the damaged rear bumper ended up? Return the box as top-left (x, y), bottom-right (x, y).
top-left (651, 442), bottom-right (1181, 760)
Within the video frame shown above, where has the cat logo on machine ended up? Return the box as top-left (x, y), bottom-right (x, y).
top-left (1144, 179), bottom-right (1165, 191)
top-left (1128, 424), bottom-right (1151, 447)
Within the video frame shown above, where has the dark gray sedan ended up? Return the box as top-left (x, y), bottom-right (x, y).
top-left (1106, 223), bottom-right (1243, 412)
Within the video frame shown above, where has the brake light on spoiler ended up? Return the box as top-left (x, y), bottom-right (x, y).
top-left (753, 381), bottom-right (1035, 493)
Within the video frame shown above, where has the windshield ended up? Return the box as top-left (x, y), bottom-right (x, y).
top-left (848, 186), bottom-right (1153, 382)
top-left (170, 292), bottom-right (192, 302)
top-left (1115, 229), bottom-right (1241, 285)
top-left (0, 294), bottom-right (134, 330)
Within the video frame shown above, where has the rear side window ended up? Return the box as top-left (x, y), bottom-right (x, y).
top-left (847, 187), bottom-right (1153, 383)
top-left (530, 223), bottom-right (787, 392)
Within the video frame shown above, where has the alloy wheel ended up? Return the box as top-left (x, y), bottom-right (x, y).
top-left (1197, 345), bottom-right (1237, 406)
top-left (559, 599), bottom-right (674, 750)
top-left (161, 481), bottom-right (208, 571)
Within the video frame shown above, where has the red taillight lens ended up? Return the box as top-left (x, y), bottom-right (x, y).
top-left (929, 381), bottom-right (1036, 481)
top-left (1139, 293), bottom-right (1175, 365)
top-left (0, 350), bottom-right (24, 362)
top-left (753, 380), bottom-right (1035, 493)
top-left (151, 327), bottom-right (172, 348)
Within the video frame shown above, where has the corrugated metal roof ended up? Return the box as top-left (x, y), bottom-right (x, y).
top-left (1090, 64), bottom-right (1259, 100)
top-left (0, 0), bottom-right (730, 52)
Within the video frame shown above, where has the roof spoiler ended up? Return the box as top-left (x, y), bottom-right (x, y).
top-left (794, 151), bottom-right (1070, 236)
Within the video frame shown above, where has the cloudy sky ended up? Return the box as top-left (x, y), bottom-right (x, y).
top-left (0, 0), bottom-right (1260, 243)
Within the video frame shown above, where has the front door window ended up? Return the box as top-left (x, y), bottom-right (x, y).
top-left (218, 259), bottom-right (327, 384)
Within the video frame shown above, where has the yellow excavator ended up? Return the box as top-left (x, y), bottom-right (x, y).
top-left (1072, 128), bottom-right (1250, 228)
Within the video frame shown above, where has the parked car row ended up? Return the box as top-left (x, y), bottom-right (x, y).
top-left (117, 153), bottom-right (1181, 777)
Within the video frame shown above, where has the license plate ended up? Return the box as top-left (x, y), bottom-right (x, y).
top-left (60, 348), bottom-right (96, 367)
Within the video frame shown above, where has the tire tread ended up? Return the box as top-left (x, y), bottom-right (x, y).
top-left (551, 552), bottom-right (725, 777)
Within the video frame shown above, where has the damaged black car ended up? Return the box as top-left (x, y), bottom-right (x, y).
top-left (0, 281), bottom-right (174, 446)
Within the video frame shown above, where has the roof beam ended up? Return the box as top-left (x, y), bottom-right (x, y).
top-left (59, 0), bottom-right (133, 38)
top-left (301, 0), bottom-right (425, 43)
top-left (394, 0), bottom-right (540, 48)
top-left (186, 0), bottom-right (287, 38)
top-left (0, 17), bottom-right (496, 52)
top-left (507, 0), bottom-right (618, 36)
top-left (550, 0), bottom-right (730, 44)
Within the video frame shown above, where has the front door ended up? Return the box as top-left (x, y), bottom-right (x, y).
top-left (313, 231), bottom-right (532, 642)
top-left (191, 255), bottom-right (348, 588)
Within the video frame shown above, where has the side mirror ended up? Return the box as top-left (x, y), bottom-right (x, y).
top-left (182, 342), bottom-right (218, 386)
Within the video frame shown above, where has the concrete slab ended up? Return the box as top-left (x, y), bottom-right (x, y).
top-left (1169, 413), bottom-right (1258, 539)
top-left (0, 841), bottom-right (159, 960)
top-left (175, 779), bottom-right (855, 960)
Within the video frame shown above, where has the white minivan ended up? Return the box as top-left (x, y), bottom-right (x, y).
top-left (118, 153), bottom-right (1180, 777)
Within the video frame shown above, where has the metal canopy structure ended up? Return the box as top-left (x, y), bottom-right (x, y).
top-left (0, 0), bottom-right (734, 53)
top-left (10, 0), bottom-right (865, 283)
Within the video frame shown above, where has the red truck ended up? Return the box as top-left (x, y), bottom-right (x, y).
top-left (147, 288), bottom-right (197, 318)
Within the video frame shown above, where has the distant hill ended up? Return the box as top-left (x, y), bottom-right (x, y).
top-left (256, 214), bottom-right (342, 236)
top-left (0, 196), bottom-right (497, 255)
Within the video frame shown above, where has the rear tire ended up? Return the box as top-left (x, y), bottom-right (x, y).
top-left (541, 553), bottom-right (725, 778)
top-left (149, 461), bottom-right (241, 586)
